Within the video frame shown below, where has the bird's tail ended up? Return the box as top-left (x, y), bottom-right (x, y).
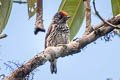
top-left (50, 59), bottom-right (57, 74)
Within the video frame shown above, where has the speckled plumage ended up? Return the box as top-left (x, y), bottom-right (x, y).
top-left (45, 11), bottom-right (70, 74)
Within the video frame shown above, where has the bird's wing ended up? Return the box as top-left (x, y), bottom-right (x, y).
top-left (45, 23), bottom-right (54, 48)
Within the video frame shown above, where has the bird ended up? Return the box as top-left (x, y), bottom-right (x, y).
top-left (45, 11), bottom-right (70, 74)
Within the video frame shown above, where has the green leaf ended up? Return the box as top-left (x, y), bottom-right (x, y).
top-left (111, 0), bottom-right (120, 36)
top-left (27, 0), bottom-right (37, 19)
top-left (111, 0), bottom-right (120, 16)
top-left (0, 0), bottom-right (13, 33)
top-left (58, 0), bottom-right (85, 40)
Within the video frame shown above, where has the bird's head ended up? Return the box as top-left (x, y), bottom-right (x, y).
top-left (53, 11), bottom-right (70, 23)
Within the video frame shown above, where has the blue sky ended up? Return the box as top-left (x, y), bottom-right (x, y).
top-left (0, 0), bottom-right (120, 80)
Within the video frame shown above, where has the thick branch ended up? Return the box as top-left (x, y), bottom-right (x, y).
top-left (3, 14), bottom-right (120, 80)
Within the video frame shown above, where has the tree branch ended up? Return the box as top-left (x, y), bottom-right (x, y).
top-left (93, 0), bottom-right (120, 29)
top-left (3, 14), bottom-right (120, 80)
top-left (34, 0), bottom-right (45, 35)
top-left (0, 34), bottom-right (7, 39)
top-left (83, 0), bottom-right (93, 35)
top-left (13, 0), bottom-right (27, 4)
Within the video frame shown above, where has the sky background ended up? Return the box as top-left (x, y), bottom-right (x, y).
top-left (0, 0), bottom-right (120, 80)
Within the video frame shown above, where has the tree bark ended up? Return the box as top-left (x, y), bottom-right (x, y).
top-left (0, 34), bottom-right (7, 39)
top-left (3, 14), bottom-right (120, 80)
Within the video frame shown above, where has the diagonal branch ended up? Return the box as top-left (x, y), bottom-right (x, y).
top-left (3, 14), bottom-right (120, 80)
top-left (93, 0), bottom-right (120, 29)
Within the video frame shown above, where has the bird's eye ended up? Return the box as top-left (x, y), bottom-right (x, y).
top-left (58, 14), bottom-right (63, 19)
top-left (58, 15), bottom-right (61, 18)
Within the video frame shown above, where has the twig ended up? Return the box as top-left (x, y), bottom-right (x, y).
top-left (93, 0), bottom-right (120, 29)
top-left (4, 63), bottom-right (14, 71)
top-left (7, 60), bottom-right (21, 68)
top-left (0, 74), bottom-right (5, 80)
top-left (13, 0), bottom-right (27, 4)
top-left (0, 34), bottom-right (7, 39)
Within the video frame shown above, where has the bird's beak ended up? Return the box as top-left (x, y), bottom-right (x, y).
top-left (67, 16), bottom-right (71, 19)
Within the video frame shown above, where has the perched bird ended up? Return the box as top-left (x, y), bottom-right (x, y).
top-left (45, 11), bottom-right (70, 74)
